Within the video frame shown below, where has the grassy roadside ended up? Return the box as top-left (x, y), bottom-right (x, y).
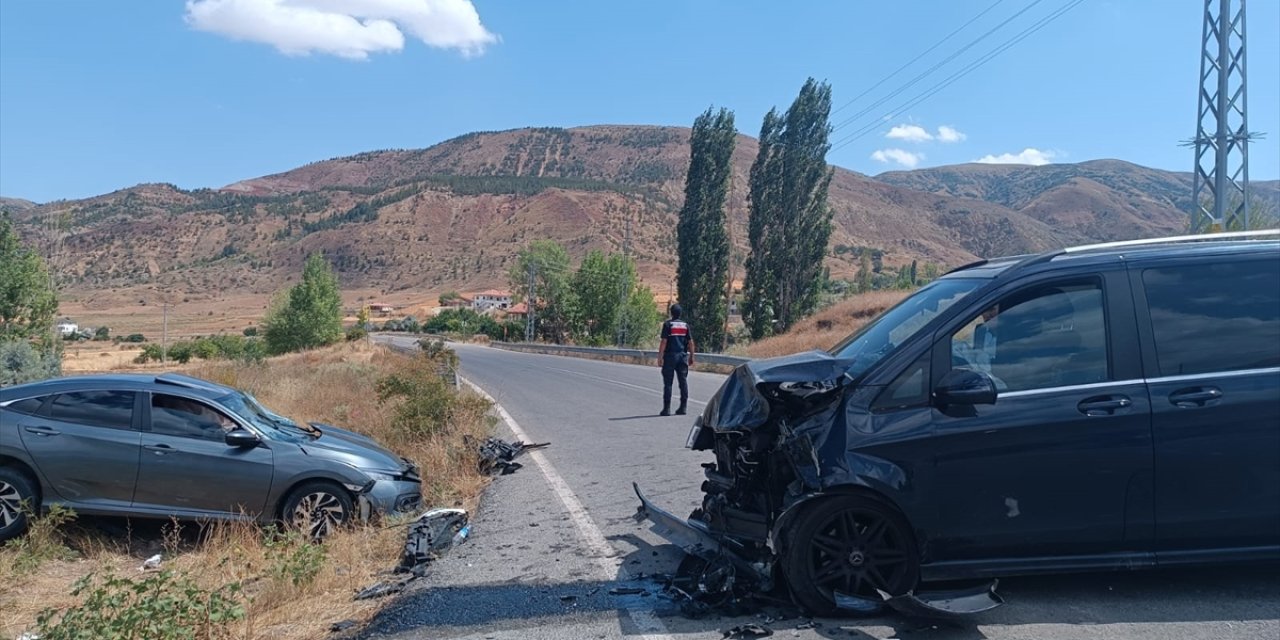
top-left (735, 290), bottom-right (911, 359)
top-left (0, 342), bottom-right (494, 640)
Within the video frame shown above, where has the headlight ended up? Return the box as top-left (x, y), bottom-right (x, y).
top-left (364, 470), bottom-right (401, 482)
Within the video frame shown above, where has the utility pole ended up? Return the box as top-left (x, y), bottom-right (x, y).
top-left (524, 261), bottom-right (536, 343)
top-left (161, 301), bottom-right (169, 364)
top-left (1190, 0), bottom-right (1259, 232)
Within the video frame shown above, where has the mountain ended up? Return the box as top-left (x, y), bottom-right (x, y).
top-left (0, 196), bottom-right (39, 212)
top-left (875, 161), bottom-right (1280, 239)
top-left (7, 125), bottom-right (1240, 316)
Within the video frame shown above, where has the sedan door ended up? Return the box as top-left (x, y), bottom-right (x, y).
top-left (926, 272), bottom-right (1155, 563)
top-left (1134, 254), bottom-right (1280, 554)
top-left (15, 390), bottom-right (142, 510)
top-left (132, 393), bottom-right (274, 518)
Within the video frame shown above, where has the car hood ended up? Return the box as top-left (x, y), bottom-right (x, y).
top-left (701, 350), bottom-right (856, 432)
top-left (298, 423), bottom-right (409, 472)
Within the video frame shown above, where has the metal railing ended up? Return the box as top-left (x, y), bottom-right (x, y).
top-left (488, 341), bottom-right (751, 367)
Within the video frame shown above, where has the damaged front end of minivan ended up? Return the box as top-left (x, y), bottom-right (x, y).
top-left (635, 349), bottom-right (1001, 618)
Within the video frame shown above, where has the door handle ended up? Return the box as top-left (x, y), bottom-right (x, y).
top-left (1169, 387), bottom-right (1223, 409)
top-left (143, 444), bottom-right (176, 455)
top-left (22, 425), bottom-right (61, 437)
top-left (1078, 395), bottom-right (1132, 416)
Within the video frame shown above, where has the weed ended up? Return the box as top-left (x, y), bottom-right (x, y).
top-left (34, 570), bottom-right (245, 640)
top-left (262, 528), bottom-right (327, 589)
top-left (1, 504), bottom-right (78, 575)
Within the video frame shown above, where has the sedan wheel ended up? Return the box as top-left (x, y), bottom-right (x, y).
top-left (782, 495), bottom-right (919, 616)
top-left (283, 482), bottom-right (353, 540)
top-left (0, 469), bottom-right (38, 542)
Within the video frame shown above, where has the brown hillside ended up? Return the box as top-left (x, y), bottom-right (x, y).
top-left (8, 126), bottom-right (1219, 336)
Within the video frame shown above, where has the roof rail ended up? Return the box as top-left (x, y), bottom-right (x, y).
top-left (1063, 229), bottom-right (1280, 255)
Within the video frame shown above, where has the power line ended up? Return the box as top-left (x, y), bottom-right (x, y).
top-left (830, 0), bottom-right (1087, 154)
top-left (830, 0), bottom-right (1008, 117)
top-left (831, 0), bottom-right (1049, 135)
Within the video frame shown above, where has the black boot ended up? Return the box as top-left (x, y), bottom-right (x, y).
top-left (675, 405), bottom-right (687, 415)
top-left (659, 407), bottom-right (671, 416)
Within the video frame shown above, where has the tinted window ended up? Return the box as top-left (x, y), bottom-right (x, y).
top-left (950, 280), bottom-right (1110, 392)
top-left (874, 351), bottom-right (930, 410)
top-left (151, 394), bottom-right (238, 441)
top-left (1143, 258), bottom-right (1280, 376)
top-left (48, 391), bottom-right (135, 430)
top-left (4, 396), bottom-right (48, 416)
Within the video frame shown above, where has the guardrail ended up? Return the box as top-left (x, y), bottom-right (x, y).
top-left (488, 341), bottom-right (751, 367)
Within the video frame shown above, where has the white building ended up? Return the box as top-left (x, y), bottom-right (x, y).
top-left (471, 290), bottom-right (512, 312)
top-left (57, 321), bottom-right (79, 337)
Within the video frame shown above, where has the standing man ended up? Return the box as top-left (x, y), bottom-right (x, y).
top-left (657, 304), bottom-right (696, 416)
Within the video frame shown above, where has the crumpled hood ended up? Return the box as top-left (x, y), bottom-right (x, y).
top-left (701, 350), bottom-right (856, 432)
top-left (299, 423), bottom-right (407, 472)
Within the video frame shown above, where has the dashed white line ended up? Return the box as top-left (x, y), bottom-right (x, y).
top-left (460, 376), bottom-right (675, 640)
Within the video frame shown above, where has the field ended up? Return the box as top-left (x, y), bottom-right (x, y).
top-left (0, 342), bottom-right (493, 640)
top-left (737, 290), bottom-right (912, 359)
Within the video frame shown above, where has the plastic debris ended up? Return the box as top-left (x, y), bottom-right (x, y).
top-left (354, 580), bottom-right (408, 601)
top-left (139, 554), bottom-right (163, 571)
top-left (329, 619), bottom-right (357, 633)
top-left (468, 436), bottom-right (550, 475)
top-left (396, 508), bottom-right (470, 574)
top-left (722, 623), bottom-right (773, 638)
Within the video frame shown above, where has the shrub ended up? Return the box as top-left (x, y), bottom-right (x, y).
top-left (3, 504), bottom-right (77, 575)
top-left (34, 570), bottom-right (245, 640)
top-left (263, 528), bottom-right (327, 588)
top-left (124, 333), bottom-right (147, 343)
top-left (0, 339), bottom-right (61, 385)
top-left (376, 347), bottom-right (483, 437)
top-left (93, 326), bottom-right (111, 341)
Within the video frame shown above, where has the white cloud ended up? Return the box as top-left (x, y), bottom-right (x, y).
top-left (885, 124), bottom-right (933, 143)
top-left (974, 148), bottom-right (1058, 166)
top-left (871, 148), bottom-right (924, 169)
top-left (185, 0), bottom-right (499, 60)
top-left (936, 125), bottom-right (967, 143)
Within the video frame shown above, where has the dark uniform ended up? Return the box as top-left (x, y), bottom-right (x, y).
top-left (659, 309), bottom-right (693, 416)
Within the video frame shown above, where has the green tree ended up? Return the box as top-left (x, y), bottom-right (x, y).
top-left (508, 240), bottom-right (576, 343)
top-left (616, 285), bottom-right (662, 348)
top-left (572, 250), bottom-right (636, 345)
top-left (262, 253), bottom-right (344, 354)
top-left (1, 216), bottom-right (58, 343)
top-left (742, 79), bottom-right (835, 339)
top-left (677, 107), bottom-right (736, 352)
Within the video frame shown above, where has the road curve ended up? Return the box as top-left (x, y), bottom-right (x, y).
top-left (361, 339), bottom-right (1280, 640)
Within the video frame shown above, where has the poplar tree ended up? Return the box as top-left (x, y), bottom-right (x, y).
top-left (742, 79), bottom-right (835, 339)
top-left (676, 107), bottom-right (736, 351)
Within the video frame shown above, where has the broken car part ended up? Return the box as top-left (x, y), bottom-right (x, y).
top-left (397, 508), bottom-right (470, 574)
top-left (468, 436), bottom-right (550, 476)
top-left (876, 580), bottom-right (1004, 619)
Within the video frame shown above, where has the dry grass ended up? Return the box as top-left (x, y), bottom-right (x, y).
top-left (0, 341), bottom-right (493, 640)
top-left (736, 290), bottom-right (912, 360)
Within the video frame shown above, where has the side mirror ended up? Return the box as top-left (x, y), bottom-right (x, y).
top-left (225, 429), bottom-right (261, 448)
top-left (934, 368), bottom-right (997, 406)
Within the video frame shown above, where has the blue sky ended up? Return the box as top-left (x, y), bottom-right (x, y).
top-left (1, 0), bottom-right (1277, 203)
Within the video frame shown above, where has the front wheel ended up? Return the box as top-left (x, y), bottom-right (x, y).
top-left (781, 494), bottom-right (919, 616)
top-left (0, 467), bottom-right (39, 542)
top-left (282, 482), bottom-right (354, 540)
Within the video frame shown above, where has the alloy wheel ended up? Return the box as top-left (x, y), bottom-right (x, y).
top-left (0, 481), bottom-right (23, 530)
top-left (804, 506), bottom-right (912, 600)
top-left (291, 491), bottom-right (347, 539)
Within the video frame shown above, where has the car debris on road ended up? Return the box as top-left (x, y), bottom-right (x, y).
top-left (354, 507), bottom-right (472, 600)
top-left (468, 435), bottom-right (550, 475)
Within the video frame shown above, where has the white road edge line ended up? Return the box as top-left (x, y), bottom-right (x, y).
top-left (460, 376), bottom-right (675, 640)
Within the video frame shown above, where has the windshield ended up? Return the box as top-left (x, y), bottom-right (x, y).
top-left (218, 392), bottom-right (316, 441)
top-left (829, 278), bottom-right (984, 377)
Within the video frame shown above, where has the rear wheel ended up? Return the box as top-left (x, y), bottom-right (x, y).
top-left (781, 495), bottom-right (919, 616)
top-left (0, 467), bottom-right (38, 543)
top-left (281, 482), bottom-right (353, 540)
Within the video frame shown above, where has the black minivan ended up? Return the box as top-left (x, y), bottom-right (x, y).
top-left (638, 231), bottom-right (1280, 615)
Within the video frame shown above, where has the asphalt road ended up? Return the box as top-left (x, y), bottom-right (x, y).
top-left (362, 339), bottom-right (1280, 640)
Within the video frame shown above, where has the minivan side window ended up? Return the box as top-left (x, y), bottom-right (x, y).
top-left (1142, 259), bottom-right (1280, 376)
top-left (949, 281), bottom-right (1110, 392)
top-left (48, 391), bottom-right (136, 430)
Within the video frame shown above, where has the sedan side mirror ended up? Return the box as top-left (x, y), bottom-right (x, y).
top-left (934, 368), bottom-right (998, 406)
top-left (225, 429), bottom-right (261, 448)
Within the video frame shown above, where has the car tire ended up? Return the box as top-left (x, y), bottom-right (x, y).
top-left (281, 481), bottom-right (354, 540)
top-left (781, 494), bottom-right (919, 616)
top-left (0, 467), bottom-right (39, 543)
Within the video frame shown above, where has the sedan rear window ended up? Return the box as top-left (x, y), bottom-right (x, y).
top-left (48, 391), bottom-right (136, 430)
